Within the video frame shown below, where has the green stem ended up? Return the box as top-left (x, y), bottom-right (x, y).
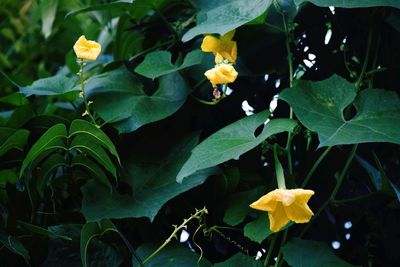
top-left (332, 192), bottom-right (377, 205)
top-left (78, 59), bottom-right (97, 125)
top-left (274, 144), bottom-right (286, 190)
top-left (300, 144), bottom-right (358, 237)
top-left (264, 234), bottom-right (277, 266)
top-left (274, 229), bottom-right (288, 267)
top-left (301, 146), bottom-right (333, 188)
top-left (274, 0), bottom-right (295, 175)
top-left (355, 29), bottom-right (373, 91)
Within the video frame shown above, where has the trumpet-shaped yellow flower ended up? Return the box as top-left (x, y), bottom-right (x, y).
top-left (73, 35), bottom-right (101, 60)
top-left (250, 189), bottom-right (315, 232)
top-left (204, 63), bottom-right (238, 86)
top-left (201, 30), bottom-right (237, 63)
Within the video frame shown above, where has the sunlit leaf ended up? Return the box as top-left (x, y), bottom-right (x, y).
top-left (19, 75), bottom-right (78, 96)
top-left (280, 75), bottom-right (400, 147)
top-left (177, 113), bottom-right (297, 182)
top-left (294, 0), bottom-right (400, 9)
top-left (182, 0), bottom-right (273, 42)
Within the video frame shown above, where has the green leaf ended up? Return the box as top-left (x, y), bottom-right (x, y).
top-left (182, 0), bottom-right (273, 42)
top-left (135, 244), bottom-right (211, 267)
top-left (213, 253), bottom-right (262, 267)
top-left (19, 75), bottom-right (78, 96)
top-left (0, 230), bottom-right (30, 264)
top-left (294, 0), bottom-right (400, 9)
top-left (20, 123), bottom-right (67, 177)
top-left (65, 0), bottom-right (134, 18)
top-left (70, 135), bottom-right (117, 178)
top-left (0, 128), bottom-right (29, 157)
top-left (223, 186), bottom-right (266, 226)
top-left (81, 134), bottom-right (218, 222)
top-left (40, 0), bottom-right (59, 38)
top-left (0, 93), bottom-right (29, 106)
top-left (36, 153), bottom-right (67, 197)
top-left (0, 169), bottom-right (18, 184)
top-left (69, 119), bottom-right (120, 164)
top-left (135, 50), bottom-right (203, 79)
top-left (17, 220), bottom-right (72, 241)
top-left (88, 68), bottom-right (190, 133)
top-left (71, 155), bottom-right (112, 192)
top-left (177, 113), bottom-right (297, 182)
top-left (280, 75), bottom-right (400, 147)
top-left (282, 238), bottom-right (358, 267)
top-left (80, 219), bottom-right (118, 267)
top-left (244, 214), bottom-right (272, 243)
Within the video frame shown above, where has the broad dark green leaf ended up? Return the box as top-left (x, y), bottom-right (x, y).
top-left (223, 186), bottom-right (266, 226)
top-left (135, 244), bottom-right (211, 267)
top-left (213, 253), bottom-right (262, 267)
top-left (80, 219), bottom-right (118, 267)
top-left (135, 50), bottom-right (203, 79)
top-left (71, 155), bottom-right (112, 192)
top-left (81, 135), bottom-right (218, 222)
top-left (283, 238), bottom-right (357, 267)
top-left (244, 214), bottom-right (272, 243)
top-left (20, 123), bottom-right (67, 177)
top-left (182, 0), bottom-right (273, 42)
top-left (17, 220), bottom-right (72, 240)
top-left (294, 0), bottom-right (400, 9)
top-left (0, 230), bottom-right (30, 264)
top-left (280, 75), bottom-right (400, 147)
top-left (69, 119), bottom-right (120, 163)
top-left (70, 135), bottom-right (117, 178)
top-left (177, 113), bottom-right (297, 182)
top-left (19, 75), bottom-right (78, 96)
top-left (0, 128), bottom-right (29, 157)
top-left (44, 224), bottom-right (122, 267)
top-left (88, 68), bottom-right (190, 133)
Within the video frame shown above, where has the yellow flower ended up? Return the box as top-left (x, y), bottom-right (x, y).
top-left (250, 188), bottom-right (315, 232)
top-left (73, 35), bottom-right (101, 60)
top-left (204, 63), bottom-right (238, 86)
top-left (201, 30), bottom-right (237, 63)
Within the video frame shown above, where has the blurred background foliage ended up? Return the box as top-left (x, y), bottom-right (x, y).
top-left (0, 0), bottom-right (400, 266)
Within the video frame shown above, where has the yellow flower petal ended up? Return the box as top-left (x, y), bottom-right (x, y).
top-left (284, 201), bottom-right (314, 223)
top-left (249, 188), bottom-right (315, 232)
top-left (201, 35), bottom-right (220, 53)
top-left (204, 63), bottom-right (238, 86)
top-left (268, 204), bottom-right (290, 232)
top-left (200, 31), bottom-right (237, 63)
top-left (73, 35), bottom-right (101, 61)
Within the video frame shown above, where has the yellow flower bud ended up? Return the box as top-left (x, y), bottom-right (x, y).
top-left (250, 188), bottom-right (315, 232)
top-left (204, 63), bottom-right (238, 86)
top-left (201, 30), bottom-right (237, 63)
top-left (73, 35), bottom-right (101, 61)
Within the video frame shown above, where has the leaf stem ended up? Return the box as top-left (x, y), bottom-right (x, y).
top-left (301, 146), bottom-right (333, 188)
top-left (300, 144), bottom-right (358, 237)
top-left (355, 29), bottom-right (373, 91)
top-left (274, 229), bottom-right (288, 267)
top-left (264, 234), bottom-right (277, 266)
